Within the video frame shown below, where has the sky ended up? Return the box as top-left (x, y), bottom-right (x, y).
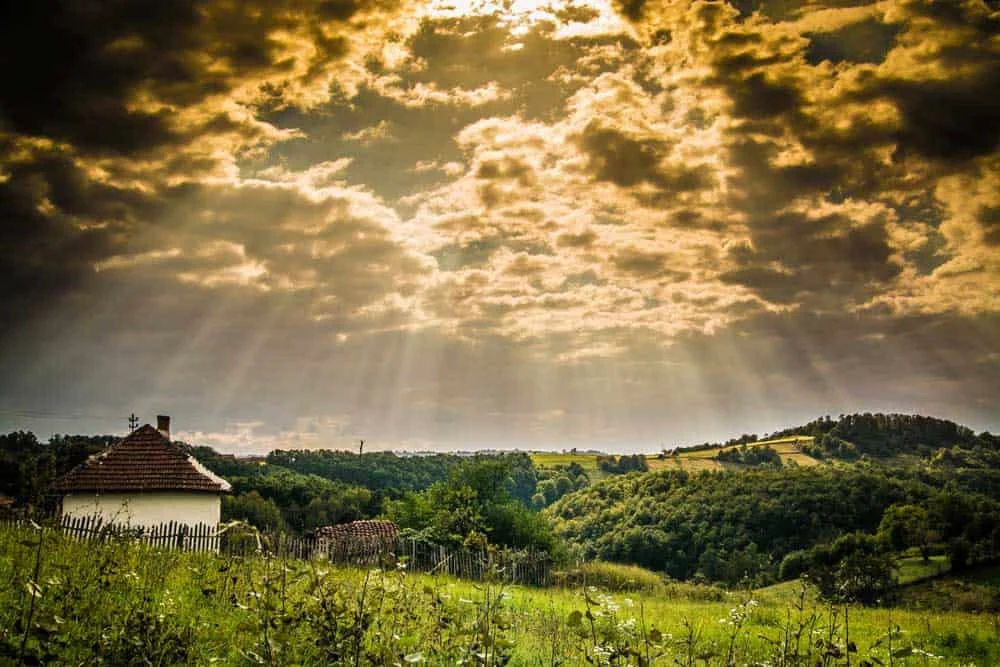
top-left (0, 0), bottom-right (997, 454)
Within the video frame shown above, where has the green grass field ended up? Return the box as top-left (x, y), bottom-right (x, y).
top-left (894, 562), bottom-right (1000, 615)
top-left (2, 523), bottom-right (997, 665)
top-left (530, 451), bottom-right (607, 476)
top-left (897, 555), bottom-right (949, 584)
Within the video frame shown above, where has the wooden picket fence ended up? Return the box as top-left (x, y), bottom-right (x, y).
top-left (59, 514), bottom-right (223, 552)
top-left (2, 512), bottom-right (552, 586)
top-left (391, 538), bottom-right (551, 586)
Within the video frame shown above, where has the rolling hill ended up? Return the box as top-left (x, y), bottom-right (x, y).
top-left (541, 413), bottom-right (1000, 586)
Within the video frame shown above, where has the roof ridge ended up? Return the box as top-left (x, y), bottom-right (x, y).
top-left (53, 424), bottom-right (230, 494)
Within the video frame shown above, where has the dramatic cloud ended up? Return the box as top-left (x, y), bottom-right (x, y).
top-left (0, 0), bottom-right (997, 450)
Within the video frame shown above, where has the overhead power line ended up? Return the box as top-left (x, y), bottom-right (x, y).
top-left (0, 408), bottom-right (125, 421)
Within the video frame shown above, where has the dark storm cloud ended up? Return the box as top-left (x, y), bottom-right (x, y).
top-left (804, 18), bottom-right (901, 65)
top-left (626, 3), bottom-right (976, 314)
top-left (614, 0), bottom-right (646, 22)
top-left (670, 209), bottom-right (726, 231)
top-left (0, 143), bottom-right (130, 322)
top-left (882, 64), bottom-right (1000, 162)
top-left (980, 206), bottom-right (1000, 246)
top-left (721, 132), bottom-right (902, 306)
top-left (612, 247), bottom-right (690, 280)
top-left (577, 122), bottom-right (711, 193)
top-left (726, 138), bottom-right (845, 205)
top-left (0, 0), bottom-right (412, 154)
top-left (728, 72), bottom-right (801, 120)
top-left (556, 230), bottom-right (598, 248)
top-left (718, 266), bottom-right (799, 304)
top-left (720, 217), bottom-right (900, 304)
top-left (0, 1), bottom-right (375, 154)
top-left (0, 0), bottom-right (407, 327)
top-left (476, 156), bottom-right (537, 186)
top-left (579, 123), bottom-right (666, 186)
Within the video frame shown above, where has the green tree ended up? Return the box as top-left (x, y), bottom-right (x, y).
top-left (947, 537), bottom-right (971, 572)
top-left (388, 457), bottom-right (559, 552)
top-left (778, 550), bottom-right (810, 581)
top-left (222, 491), bottom-right (286, 532)
top-left (537, 479), bottom-right (558, 505)
top-left (877, 504), bottom-right (935, 561)
top-left (807, 532), bottom-right (896, 605)
top-left (554, 475), bottom-right (574, 498)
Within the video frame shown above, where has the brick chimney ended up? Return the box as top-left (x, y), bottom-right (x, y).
top-left (157, 415), bottom-right (171, 440)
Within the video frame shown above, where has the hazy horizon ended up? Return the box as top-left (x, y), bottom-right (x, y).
top-left (3, 409), bottom-right (995, 457)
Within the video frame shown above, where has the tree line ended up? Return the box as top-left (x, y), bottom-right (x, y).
top-left (6, 412), bottom-right (999, 599)
top-left (0, 431), bottom-right (561, 554)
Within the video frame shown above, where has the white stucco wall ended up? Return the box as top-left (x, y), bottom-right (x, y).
top-left (62, 492), bottom-right (221, 527)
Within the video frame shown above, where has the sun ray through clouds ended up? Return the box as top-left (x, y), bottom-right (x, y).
top-left (0, 0), bottom-right (997, 447)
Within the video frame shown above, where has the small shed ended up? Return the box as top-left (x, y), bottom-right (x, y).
top-left (53, 416), bottom-right (231, 528)
top-left (313, 519), bottom-right (399, 562)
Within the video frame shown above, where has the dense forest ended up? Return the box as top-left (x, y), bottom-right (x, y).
top-left (770, 413), bottom-right (999, 459)
top-left (0, 432), bottom-right (556, 548)
top-left (4, 413), bottom-right (1000, 597)
top-left (0, 431), bottom-right (113, 504)
top-left (545, 463), bottom-right (1000, 590)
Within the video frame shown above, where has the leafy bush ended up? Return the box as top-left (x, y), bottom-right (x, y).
top-left (387, 456), bottom-right (561, 554)
top-left (778, 550), bottom-right (810, 581)
top-left (806, 532), bottom-right (897, 605)
top-left (553, 561), bottom-right (669, 594)
top-left (716, 444), bottom-right (783, 467)
top-left (596, 454), bottom-right (649, 474)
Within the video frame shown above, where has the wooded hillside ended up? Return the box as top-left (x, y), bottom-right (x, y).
top-left (546, 463), bottom-right (1000, 586)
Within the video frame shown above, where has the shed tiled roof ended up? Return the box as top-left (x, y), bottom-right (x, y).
top-left (314, 520), bottom-right (399, 543)
top-left (53, 425), bottom-right (231, 494)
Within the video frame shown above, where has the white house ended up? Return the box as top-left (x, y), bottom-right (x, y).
top-left (54, 416), bottom-right (231, 527)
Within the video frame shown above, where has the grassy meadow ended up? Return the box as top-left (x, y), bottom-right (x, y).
top-left (531, 451), bottom-right (608, 477)
top-left (2, 522), bottom-right (998, 666)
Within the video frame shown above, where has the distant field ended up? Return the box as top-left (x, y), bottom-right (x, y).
top-left (897, 554), bottom-right (949, 584)
top-left (895, 562), bottom-right (1000, 613)
top-left (661, 435), bottom-right (823, 469)
top-left (533, 435), bottom-right (822, 475)
top-left (530, 451), bottom-right (608, 478)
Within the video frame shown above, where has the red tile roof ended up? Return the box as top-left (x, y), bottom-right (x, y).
top-left (53, 425), bottom-right (231, 494)
top-left (314, 520), bottom-right (399, 543)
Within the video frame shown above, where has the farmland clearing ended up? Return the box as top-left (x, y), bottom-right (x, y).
top-left (531, 435), bottom-right (823, 478)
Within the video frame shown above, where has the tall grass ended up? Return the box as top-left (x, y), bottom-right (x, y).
top-left (553, 561), bottom-right (728, 602)
top-left (1, 522), bottom-right (998, 665)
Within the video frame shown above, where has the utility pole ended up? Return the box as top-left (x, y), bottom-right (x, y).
top-left (359, 439), bottom-right (365, 456)
top-left (128, 412), bottom-right (139, 432)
